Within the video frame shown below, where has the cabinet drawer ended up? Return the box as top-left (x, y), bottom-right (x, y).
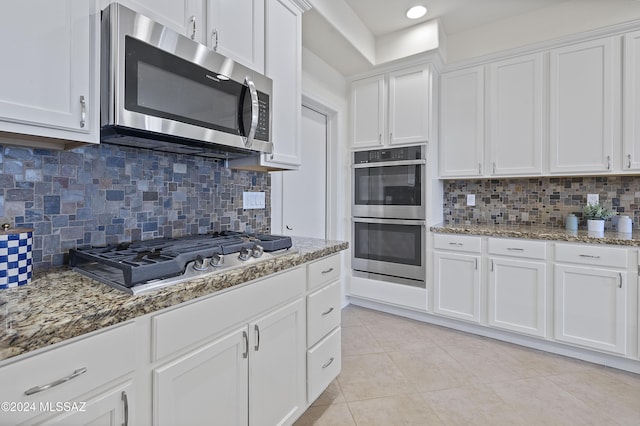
top-left (153, 267), bottom-right (305, 361)
top-left (555, 243), bottom-right (628, 268)
top-left (308, 255), bottom-right (341, 291)
top-left (434, 234), bottom-right (482, 253)
top-left (307, 281), bottom-right (341, 346)
top-left (0, 323), bottom-right (135, 425)
top-left (307, 327), bottom-right (341, 404)
top-left (489, 238), bottom-right (547, 259)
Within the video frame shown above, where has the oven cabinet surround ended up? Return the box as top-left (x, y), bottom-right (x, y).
top-left (438, 32), bottom-right (631, 178)
top-left (0, 323), bottom-right (137, 425)
top-left (433, 234), bottom-right (482, 323)
top-left (350, 65), bottom-right (432, 148)
top-left (0, 0), bottom-right (100, 149)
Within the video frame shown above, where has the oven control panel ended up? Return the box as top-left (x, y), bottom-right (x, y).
top-left (353, 145), bottom-right (423, 164)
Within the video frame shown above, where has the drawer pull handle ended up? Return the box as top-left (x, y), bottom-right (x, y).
top-left (507, 248), bottom-right (524, 251)
top-left (579, 254), bottom-right (600, 259)
top-left (449, 242), bottom-right (463, 246)
top-left (322, 357), bottom-right (335, 369)
top-left (24, 367), bottom-right (87, 396)
top-left (322, 307), bottom-right (334, 316)
top-left (122, 391), bottom-right (129, 426)
top-left (321, 268), bottom-right (334, 274)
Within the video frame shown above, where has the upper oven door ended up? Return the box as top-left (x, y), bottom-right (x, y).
top-left (353, 158), bottom-right (426, 219)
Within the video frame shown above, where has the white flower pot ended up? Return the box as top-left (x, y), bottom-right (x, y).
top-left (587, 219), bottom-right (605, 232)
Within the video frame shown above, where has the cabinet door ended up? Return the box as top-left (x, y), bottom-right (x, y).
top-left (249, 298), bottom-right (305, 426)
top-left (488, 54), bottom-right (543, 176)
top-left (102, 0), bottom-right (204, 43)
top-left (262, 0), bottom-right (302, 167)
top-left (41, 381), bottom-right (133, 426)
top-left (549, 37), bottom-right (619, 174)
top-left (0, 0), bottom-right (98, 144)
top-left (207, 0), bottom-right (265, 72)
top-left (554, 265), bottom-right (627, 354)
top-left (154, 328), bottom-right (249, 426)
top-left (388, 67), bottom-right (430, 145)
top-left (351, 75), bottom-right (386, 148)
top-left (624, 30), bottom-right (640, 171)
top-left (489, 258), bottom-right (546, 337)
top-left (439, 66), bottom-right (485, 177)
top-left (433, 251), bottom-right (481, 323)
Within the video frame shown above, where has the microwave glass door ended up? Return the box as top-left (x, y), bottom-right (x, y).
top-left (354, 164), bottom-right (422, 207)
top-left (124, 36), bottom-right (252, 137)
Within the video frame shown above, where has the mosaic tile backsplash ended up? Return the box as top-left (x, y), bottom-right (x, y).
top-left (0, 144), bottom-right (270, 270)
top-left (443, 176), bottom-right (640, 229)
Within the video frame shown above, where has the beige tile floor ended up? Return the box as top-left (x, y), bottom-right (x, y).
top-left (295, 305), bottom-right (640, 426)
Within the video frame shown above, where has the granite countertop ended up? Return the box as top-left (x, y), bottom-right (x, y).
top-left (431, 223), bottom-right (640, 246)
top-left (0, 237), bottom-right (348, 363)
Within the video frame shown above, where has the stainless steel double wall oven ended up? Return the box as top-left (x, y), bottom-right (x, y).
top-left (352, 145), bottom-right (426, 287)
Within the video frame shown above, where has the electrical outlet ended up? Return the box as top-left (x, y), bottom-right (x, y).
top-left (587, 194), bottom-right (599, 205)
top-left (243, 191), bottom-right (265, 209)
top-left (467, 194), bottom-right (476, 206)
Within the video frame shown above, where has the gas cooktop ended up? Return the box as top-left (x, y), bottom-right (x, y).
top-left (68, 232), bottom-right (294, 294)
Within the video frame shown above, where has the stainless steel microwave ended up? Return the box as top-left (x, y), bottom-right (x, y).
top-left (101, 3), bottom-right (273, 159)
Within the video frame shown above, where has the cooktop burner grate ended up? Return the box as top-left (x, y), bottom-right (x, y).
top-left (68, 232), bottom-right (293, 291)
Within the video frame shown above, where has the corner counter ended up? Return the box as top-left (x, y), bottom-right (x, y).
top-left (0, 237), bottom-right (348, 362)
top-left (431, 223), bottom-right (640, 246)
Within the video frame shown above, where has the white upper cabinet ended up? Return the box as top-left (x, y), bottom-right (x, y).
top-left (549, 37), bottom-right (620, 174)
top-left (624, 30), bottom-right (640, 171)
top-left (388, 67), bottom-right (431, 146)
top-left (439, 66), bottom-right (485, 177)
top-left (351, 67), bottom-right (431, 148)
top-left (206, 0), bottom-right (265, 73)
top-left (0, 0), bottom-right (99, 147)
top-left (103, 0), bottom-right (205, 43)
top-left (488, 53), bottom-right (544, 176)
top-left (351, 75), bottom-right (386, 148)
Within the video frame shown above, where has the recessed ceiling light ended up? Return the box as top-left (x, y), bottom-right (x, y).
top-left (406, 5), bottom-right (427, 19)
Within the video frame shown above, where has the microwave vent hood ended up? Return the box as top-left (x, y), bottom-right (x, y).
top-left (101, 3), bottom-right (273, 161)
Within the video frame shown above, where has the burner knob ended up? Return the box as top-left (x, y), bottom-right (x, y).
top-left (193, 255), bottom-right (209, 271)
top-left (251, 244), bottom-right (264, 258)
top-left (238, 247), bottom-right (252, 261)
top-left (210, 253), bottom-right (224, 267)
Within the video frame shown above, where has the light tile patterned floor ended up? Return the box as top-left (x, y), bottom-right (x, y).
top-left (294, 305), bottom-right (640, 425)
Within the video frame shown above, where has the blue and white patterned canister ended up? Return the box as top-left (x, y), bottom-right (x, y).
top-left (0, 227), bottom-right (33, 289)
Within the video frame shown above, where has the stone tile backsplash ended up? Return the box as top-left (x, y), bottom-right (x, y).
top-left (0, 144), bottom-right (270, 270)
top-left (443, 176), bottom-right (640, 229)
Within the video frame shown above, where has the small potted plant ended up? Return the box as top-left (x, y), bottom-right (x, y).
top-left (583, 203), bottom-right (614, 233)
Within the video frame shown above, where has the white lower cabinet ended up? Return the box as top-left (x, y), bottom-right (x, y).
top-left (554, 264), bottom-right (627, 355)
top-left (249, 299), bottom-right (306, 426)
top-left (489, 258), bottom-right (547, 337)
top-left (432, 234), bottom-right (482, 322)
top-left (153, 328), bottom-right (249, 425)
top-left (0, 323), bottom-right (136, 426)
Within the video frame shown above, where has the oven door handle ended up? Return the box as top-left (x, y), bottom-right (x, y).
top-left (352, 218), bottom-right (426, 226)
top-left (352, 159), bottom-right (426, 168)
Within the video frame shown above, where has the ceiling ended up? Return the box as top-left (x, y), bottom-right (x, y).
top-left (302, 0), bottom-right (640, 76)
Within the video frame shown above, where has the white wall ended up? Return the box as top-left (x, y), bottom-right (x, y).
top-left (447, 0), bottom-right (640, 63)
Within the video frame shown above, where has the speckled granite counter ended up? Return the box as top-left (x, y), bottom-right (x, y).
top-left (431, 223), bottom-right (640, 246)
top-left (0, 237), bottom-right (348, 362)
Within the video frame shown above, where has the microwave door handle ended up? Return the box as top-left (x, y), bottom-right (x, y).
top-left (352, 159), bottom-right (426, 168)
top-left (244, 77), bottom-right (259, 148)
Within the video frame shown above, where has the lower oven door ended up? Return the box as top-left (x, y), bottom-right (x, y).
top-left (352, 218), bottom-right (425, 286)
